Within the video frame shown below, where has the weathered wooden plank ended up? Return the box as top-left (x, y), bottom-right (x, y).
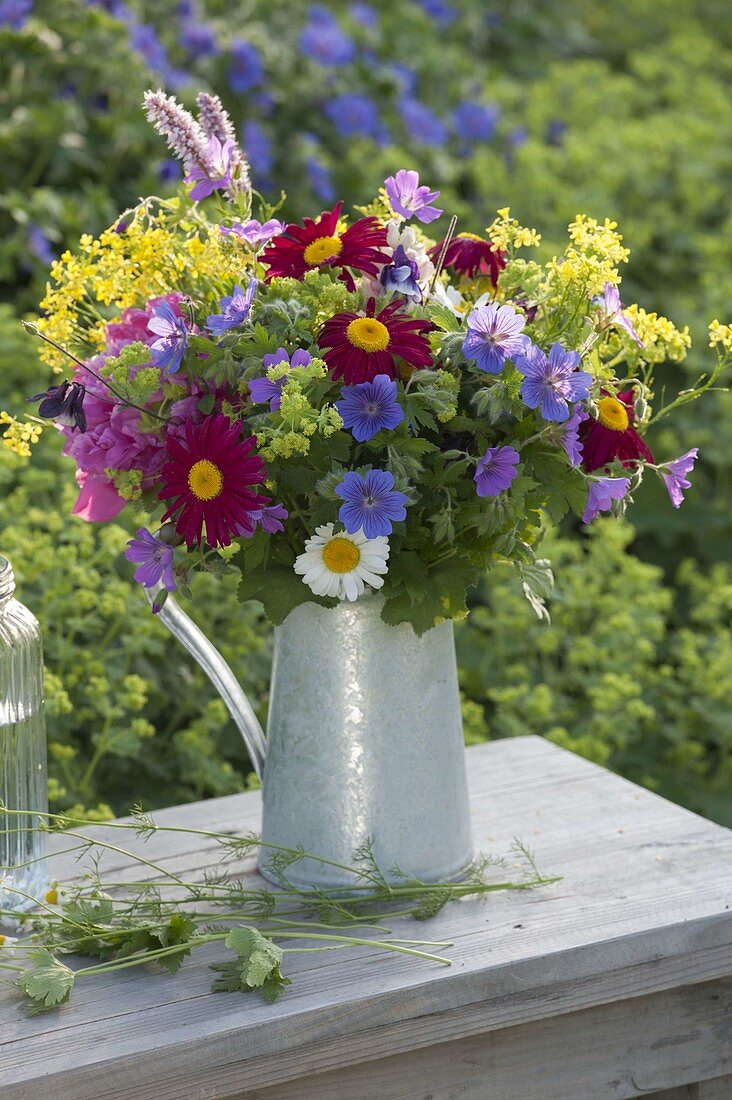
top-left (0, 737), bottom-right (729, 1099)
top-left (225, 979), bottom-right (732, 1100)
top-left (651, 1076), bottom-right (732, 1099)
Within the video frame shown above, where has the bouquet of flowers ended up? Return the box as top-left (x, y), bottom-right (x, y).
top-left (10, 89), bottom-right (729, 633)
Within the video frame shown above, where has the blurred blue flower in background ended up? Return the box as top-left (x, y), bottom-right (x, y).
top-left (324, 93), bottom-right (382, 139)
top-left (27, 226), bottom-right (55, 265)
top-left (452, 101), bottom-right (500, 143)
top-left (228, 41), bottom-right (264, 92)
top-left (300, 5), bottom-right (356, 66)
top-left (179, 20), bottom-right (219, 60)
top-left (242, 119), bottom-right (273, 187)
top-left (400, 98), bottom-right (447, 146)
top-left (0, 0), bottom-right (33, 28)
top-left (306, 156), bottom-right (336, 203)
top-left (417, 0), bottom-right (457, 28)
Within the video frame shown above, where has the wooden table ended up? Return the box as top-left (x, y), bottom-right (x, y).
top-left (0, 736), bottom-right (730, 1100)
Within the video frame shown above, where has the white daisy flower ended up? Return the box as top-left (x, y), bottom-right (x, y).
top-left (294, 524), bottom-right (389, 602)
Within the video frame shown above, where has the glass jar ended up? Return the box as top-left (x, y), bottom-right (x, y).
top-left (0, 556), bottom-right (48, 914)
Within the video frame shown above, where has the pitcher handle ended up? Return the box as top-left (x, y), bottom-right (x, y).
top-left (145, 590), bottom-right (267, 779)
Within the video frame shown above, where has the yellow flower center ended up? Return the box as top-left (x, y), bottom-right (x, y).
top-left (188, 459), bottom-right (224, 501)
top-left (597, 396), bottom-right (630, 432)
top-left (322, 537), bottom-right (361, 574)
top-left (346, 317), bottom-right (391, 353)
top-left (303, 234), bottom-right (343, 266)
top-left (0, 935), bottom-right (6, 946)
top-left (44, 888), bottom-right (58, 905)
top-left (457, 232), bottom-right (484, 242)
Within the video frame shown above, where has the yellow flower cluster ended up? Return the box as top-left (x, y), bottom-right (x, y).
top-left (256, 360), bottom-right (343, 461)
top-left (486, 207), bottom-right (541, 251)
top-left (623, 305), bottom-right (692, 363)
top-left (0, 412), bottom-right (43, 458)
top-left (708, 319), bottom-right (732, 351)
top-left (38, 205), bottom-right (252, 371)
top-left (549, 215), bottom-right (630, 297)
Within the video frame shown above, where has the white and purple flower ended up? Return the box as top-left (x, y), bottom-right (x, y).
top-left (515, 343), bottom-right (592, 422)
top-left (462, 303), bottom-right (530, 375)
top-left (185, 135), bottom-right (237, 200)
top-left (582, 476), bottom-right (631, 523)
top-left (661, 448), bottom-right (698, 508)
top-left (379, 244), bottom-right (422, 301)
top-left (336, 469), bottom-right (408, 539)
top-left (474, 445), bottom-right (520, 497)
top-left (336, 374), bottom-right (405, 442)
top-left (384, 169), bottom-right (443, 224)
top-left (595, 282), bottom-right (643, 347)
top-left (206, 277), bottom-right (257, 336)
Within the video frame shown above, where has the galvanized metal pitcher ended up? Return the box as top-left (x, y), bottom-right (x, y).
top-left (153, 593), bottom-right (473, 888)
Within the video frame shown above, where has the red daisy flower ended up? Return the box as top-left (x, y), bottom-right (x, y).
top-left (318, 297), bottom-right (434, 384)
top-left (261, 201), bottom-right (389, 290)
top-left (158, 414), bottom-right (269, 548)
top-left (580, 391), bottom-right (655, 472)
top-left (429, 232), bottom-right (506, 286)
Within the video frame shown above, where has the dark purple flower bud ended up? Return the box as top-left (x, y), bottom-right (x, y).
top-left (28, 381), bottom-right (87, 432)
top-left (114, 210), bottom-right (136, 234)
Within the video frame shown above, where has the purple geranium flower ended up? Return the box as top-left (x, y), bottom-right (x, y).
top-left (463, 302), bottom-right (530, 375)
top-left (220, 219), bottom-right (285, 247)
top-left (28, 380), bottom-right (87, 432)
top-left (515, 343), bottom-right (592, 422)
top-left (474, 445), bottom-right (520, 497)
top-left (0, 0), bottom-right (32, 29)
top-left (206, 277), bottom-right (257, 336)
top-left (237, 502), bottom-right (289, 537)
top-left (384, 169), bottom-right (442, 224)
top-left (555, 405), bottom-right (588, 467)
top-left (380, 245), bottom-right (422, 302)
top-left (185, 135), bottom-right (236, 200)
top-left (336, 374), bottom-right (405, 442)
top-left (582, 476), bottom-right (631, 523)
top-left (336, 469), bottom-right (407, 538)
top-left (661, 448), bottom-right (698, 508)
top-left (148, 301), bottom-right (188, 373)
top-left (125, 528), bottom-right (177, 598)
top-left (248, 348), bottom-right (311, 411)
top-left (595, 282), bottom-right (643, 346)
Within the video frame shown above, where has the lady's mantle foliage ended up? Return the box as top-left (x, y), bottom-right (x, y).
top-left (14, 89), bottom-right (728, 636)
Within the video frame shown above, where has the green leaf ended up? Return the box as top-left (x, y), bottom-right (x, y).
top-left (427, 302), bottom-right (460, 332)
top-left (225, 926), bottom-right (284, 988)
top-left (19, 950), bottom-right (75, 1011)
top-left (238, 566), bottom-right (336, 625)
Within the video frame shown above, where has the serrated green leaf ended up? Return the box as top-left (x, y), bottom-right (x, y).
top-left (19, 950), bottom-right (74, 1010)
top-left (224, 926), bottom-right (284, 988)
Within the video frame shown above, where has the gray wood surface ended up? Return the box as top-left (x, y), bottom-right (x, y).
top-left (0, 736), bottom-right (730, 1100)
